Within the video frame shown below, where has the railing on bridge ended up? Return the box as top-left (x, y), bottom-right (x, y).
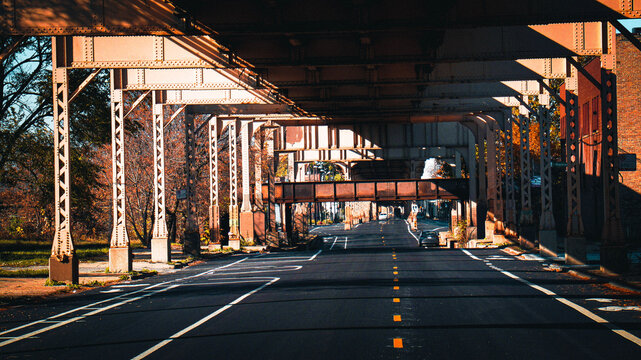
top-left (262, 179), bottom-right (468, 203)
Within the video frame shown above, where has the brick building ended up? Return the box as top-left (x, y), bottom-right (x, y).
top-left (561, 32), bottom-right (641, 244)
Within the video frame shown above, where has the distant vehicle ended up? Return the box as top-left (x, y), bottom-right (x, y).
top-left (379, 212), bottom-right (388, 221)
top-left (419, 231), bottom-right (439, 247)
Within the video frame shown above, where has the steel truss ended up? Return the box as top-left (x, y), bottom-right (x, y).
top-left (538, 106), bottom-right (555, 231)
top-left (519, 114), bottom-right (533, 225)
top-left (565, 92), bottom-right (584, 237)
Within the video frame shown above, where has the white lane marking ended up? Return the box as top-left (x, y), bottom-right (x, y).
top-left (404, 220), bottom-right (420, 245)
top-left (208, 266), bottom-right (302, 276)
top-left (462, 249), bottom-right (641, 348)
top-left (115, 284), bottom-right (150, 288)
top-left (0, 257), bottom-right (250, 343)
top-left (132, 278), bottom-right (279, 360)
top-left (100, 289), bottom-right (123, 294)
top-left (431, 226), bottom-right (448, 231)
top-left (586, 298), bottom-right (614, 303)
top-left (344, 236), bottom-right (348, 250)
top-left (0, 285), bottom-right (177, 348)
top-left (598, 306), bottom-right (641, 312)
top-left (309, 249), bottom-right (322, 261)
top-left (461, 249), bottom-right (482, 261)
top-left (330, 236), bottom-right (338, 250)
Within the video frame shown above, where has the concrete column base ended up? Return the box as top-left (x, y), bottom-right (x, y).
top-left (600, 245), bottom-right (629, 274)
top-left (484, 220), bottom-right (495, 241)
top-left (109, 247), bottom-right (132, 273)
top-left (518, 225), bottom-right (537, 249)
top-left (151, 237), bottom-right (170, 263)
top-left (240, 211), bottom-right (254, 245)
top-left (565, 237), bottom-right (587, 265)
top-left (208, 243), bottom-right (222, 251)
top-left (228, 238), bottom-right (241, 250)
top-left (49, 254), bottom-right (79, 284)
top-left (492, 233), bottom-right (506, 245)
top-left (539, 230), bottom-right (558, 257)
top-left (344, 222), bottom-right (352, 230)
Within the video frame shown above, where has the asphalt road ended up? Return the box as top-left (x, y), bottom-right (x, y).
top-left (2, 219), bottom-right (641, 359)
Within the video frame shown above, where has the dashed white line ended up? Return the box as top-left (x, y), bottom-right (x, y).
top-left (132, 278), bottom-right (280, 360)
top-left (462, 249), bottom-right (641, 348)
top-left (330, 236), bottom-right (339, 250)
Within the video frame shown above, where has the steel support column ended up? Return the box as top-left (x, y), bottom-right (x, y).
top-left (208, 116), bottom-right (221, 247)
top-left (600, 69), bottom-right (628, 273)
top-left (108, 70), bottom-right (132, 272)
top-left (485, 125), bottom-right (497, 241)
top-left (477, 131), bottom-right (487, 239)
top-left (183, 113), bottom-right (200, 255)
top-left (538, 106), bottom-right (557, 256)
top-left (518, 113), bottom-right (536, 248)
top-left (49, 44), bottom-right (78, 283)
top-left (467, 140), bottom-right (478, 236)
top-left (254, 129), bottom-right (265, 243)
top-left (565, 91), bottom-right (586, 264)
top-left (151, 92), bottom-right (170, 262)
top-left (239, 119), bottom-right (254, 244)
top-left (519, 114), bottom-right (533, 225)
top-left (266, 128), bottom-right (277, 246)
top-left (505, 113), bottom-right (517, 236)
top-left (228, 120), bottom-right (241, 250)
top-left (494, 127), bottom-right (505, 235)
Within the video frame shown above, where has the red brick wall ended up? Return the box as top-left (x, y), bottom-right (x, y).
top-left (616, 34), bottom-right (641, 195)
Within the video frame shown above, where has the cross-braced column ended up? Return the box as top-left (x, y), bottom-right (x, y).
top-left (254, 130), bottom-right (264, 211)
top-left (477, 131), bottom-right (487, 239)
top-left (494, 127), bottom-right (505, 234)
top-left (208, 116), bottom-right (220, 246)
top-left (108, 70), bottom-right (132, 272)
top-left (253, 129), bottom-right (265, 243)
top-left (519, 114), bottom-right (533, 226)
top-left (150, 92), bottom-right (169, 262)
top-left (228, 120), bottom-right (241, 249)
top-left (240, 119), bottom-right (254, 244)
top-left (467, 140), bottom-right (478, 229)
top-left (183, 113), bottom-right (200, 255)
top-left (565, 91), bottom-right (586, 264)
top-left (485, 125), bottom-right (498, 239)
top-left (505, 114), bottom-right (517, 233)
top-left (50, 48), bottom-right (78, 283)
top-left (600, 69), bottom-right (628, 273)
top-left (266, 128), bottom-right (277, 243)
top-left (538, 106), bottom-right (557, 256)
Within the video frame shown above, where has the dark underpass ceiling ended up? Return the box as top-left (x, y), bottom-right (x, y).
top-left (171, 0), bottom-right (629, 123)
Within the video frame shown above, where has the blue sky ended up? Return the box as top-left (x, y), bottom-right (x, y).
top-left (619, 19), bottom-right (641, 32)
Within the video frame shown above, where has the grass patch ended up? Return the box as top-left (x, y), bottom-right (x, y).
top-left (0, 238), bottom-right (128, 267)
top-left (0, 268), bottom-right (48, 278)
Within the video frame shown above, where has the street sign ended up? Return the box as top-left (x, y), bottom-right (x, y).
top-left (619, 153), bottom-right (637, 171)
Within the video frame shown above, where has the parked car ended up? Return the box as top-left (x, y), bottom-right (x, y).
top-left (419, 231), bottom-right (439, 247)
top-left (378, 212), bottom-right (388, 221)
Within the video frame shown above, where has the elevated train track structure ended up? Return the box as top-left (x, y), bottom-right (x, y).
top-left (1, 0), bottom-right (640, 280)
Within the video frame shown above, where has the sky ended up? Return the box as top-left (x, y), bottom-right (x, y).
top-left (619, 19), bottom-right (641, 32)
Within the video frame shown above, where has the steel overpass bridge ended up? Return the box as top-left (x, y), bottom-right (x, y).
top-left (1, 0), bottom-right (640, 281)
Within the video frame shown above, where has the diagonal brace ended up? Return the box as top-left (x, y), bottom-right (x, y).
top-left (124, 90), bottom-right (151, 119)
top-left (69, 68), bottom-right (103, 103)
top-left (566, 57), bottom-right (600, 90)
top-left (610, 19), bottom-right (641, 54)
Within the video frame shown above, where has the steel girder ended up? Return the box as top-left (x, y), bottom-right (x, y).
top-left (279, 122), bottom-right (472, 152)
top-left (3, 1), bottom-right (640, 37)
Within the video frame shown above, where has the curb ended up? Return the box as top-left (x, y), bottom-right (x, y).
top-left (565, 269), bottom-right (641, 294)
